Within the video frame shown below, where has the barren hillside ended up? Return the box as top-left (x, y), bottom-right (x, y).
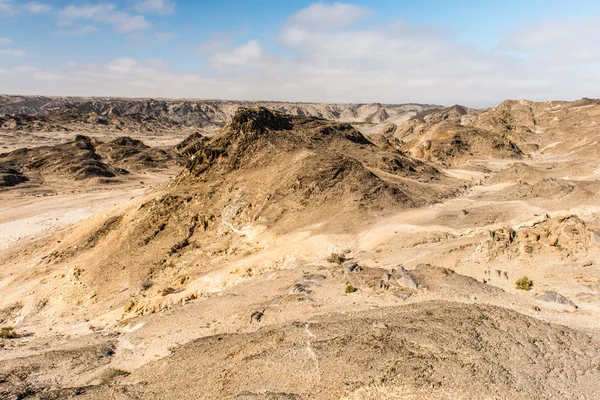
top-left (1, 98), bottom-right (600, 399)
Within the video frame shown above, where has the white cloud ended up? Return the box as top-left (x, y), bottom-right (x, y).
top-left (106, 58), bottom-right (139, 73)
top-left (501, 17), bottom-right (600, 65)
top-left (287, 2), bottom-right (371, 29)
top-left (154, 32), bottom-right (176, 41)
top-left (0, 48), bottom-right (25, 56)
top-left (126, 31), bottom-right (176, 42)
top-left (62, 25), bottom-right (99, 35)
top-left (0, 37), bottom-right (13, 44)
top-left (210, 40), bottom-right (268, 71)
top-left (198, 32), bottom-right (240, 53)
top-left (0, 0), bottom-right (18, 16)
top-left (23, 2), bottom-right (51, 13)
top-left (59, 3), bottom-right (148, 32)
top-left (2, 4), bottom-right (599, 106)
top-left (135, 0), bottom-right (175, 15)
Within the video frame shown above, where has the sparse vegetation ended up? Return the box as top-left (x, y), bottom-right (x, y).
top-left (0, 326), bottom-right (17, 339)
top-left (139, 277), bottom-right (153, 291)
top-left (100, 368), bottom-right (130, 384)
top-left (161, 287), bottom-right (176, 296)
top-left (515, 276), bottom-right (533, 291)
top-left (327, 252), bottom-right (346, 265)
top-left (345, 284), bottom-right (357, 294)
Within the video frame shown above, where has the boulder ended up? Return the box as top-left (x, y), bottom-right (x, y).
top-left (591, 232), bottom-right (600, 246)
top-left (285, 284), bottom-right (310, 295)
top-left (343, 262), bottom-right (359, 273)
top-left (394, 266), bottom-right (406, 275)
top-left (296, 274), bottom-right (326, 285)
top-left (396, 273), bottom-right (418, 289)
top-left (536, 291), bottom-right (577, 312)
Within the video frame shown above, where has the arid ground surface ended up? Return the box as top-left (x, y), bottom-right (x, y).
top-left (1, 96), bottom-right (600, 399)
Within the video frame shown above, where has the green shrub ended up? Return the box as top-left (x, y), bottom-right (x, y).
top-left (345, 284), bottom-right (357, 294)
top-left (327, 253), bottom-right (345, 265)
top-left (515, 276), bottom-right (533, 291)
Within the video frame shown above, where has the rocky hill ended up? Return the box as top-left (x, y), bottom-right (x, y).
top-left (0, 134), bottom-right (181, 186)
top-left (14, 107), bottom-right (458, 320)
top-left (393, 105), bottom-right (524, 165)
top-left (0, 95), bottom-right (440, 131)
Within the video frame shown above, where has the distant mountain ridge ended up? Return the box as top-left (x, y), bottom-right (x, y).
top-left (0, 94), bottom-right (441, 128)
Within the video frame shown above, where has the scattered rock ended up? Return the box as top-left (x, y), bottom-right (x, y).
top-left (285, 284), bottom-right (310, 295)
top-left (536, 291), bottom-right (577, 312)
top-left (381, 273), bottom-right (393, 282)
top-left (460, 209), bottom-right (469, 216)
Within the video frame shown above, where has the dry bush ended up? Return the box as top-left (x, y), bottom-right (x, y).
top-left (345, 284), bottom-right (357, 294)
top-left (0, 326), bottom-right (17, 339)
top-left (515, 276), bottom-right (533, 291)
top-left (160, 287), bottom-right (176, 296)
top-left (100, 368), bottom-right (130, 384)
top-left (327, 252), bottom-right (346, 264)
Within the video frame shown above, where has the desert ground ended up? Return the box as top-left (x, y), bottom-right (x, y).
top-left (1, 96), bottom-right (600, 399)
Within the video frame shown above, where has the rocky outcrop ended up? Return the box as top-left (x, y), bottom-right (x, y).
top-left (536, 291), bottom-right (577, 312)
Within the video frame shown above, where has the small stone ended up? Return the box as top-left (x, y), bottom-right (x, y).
top-left (250, 311), bottom-right (264, 324)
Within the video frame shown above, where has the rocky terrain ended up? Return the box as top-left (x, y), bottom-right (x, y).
top-left (0, 95), bottom-right (438, 131)
top-left (1, 97), bottom-right (600, 399)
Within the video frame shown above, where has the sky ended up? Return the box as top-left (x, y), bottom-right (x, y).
top-left (0, 0), bottom-right (599, 107)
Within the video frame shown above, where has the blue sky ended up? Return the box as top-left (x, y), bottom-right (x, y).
top-left (1, 0), bottom-right (599, 106)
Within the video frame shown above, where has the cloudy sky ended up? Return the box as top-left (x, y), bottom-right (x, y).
top-left (0, 0), bottom-right (599, 106)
